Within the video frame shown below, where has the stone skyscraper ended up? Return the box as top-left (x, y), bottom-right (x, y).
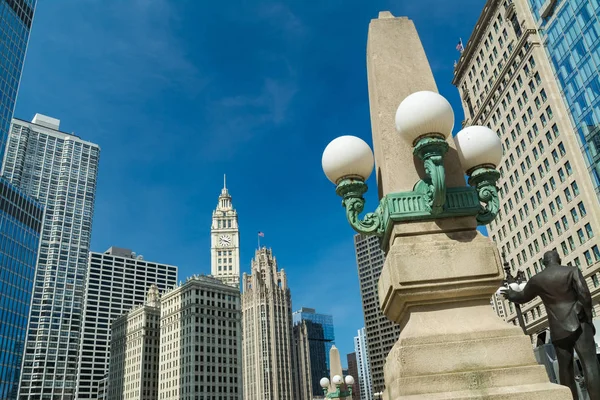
top-left (453, 0), bottom-right (600, 338)
top-left (75, 248), bottom-right (177, 399)
top-left (353, 234), bottom-right (400, 393)
top-left (242, 248), bottom-right (294, 400)
top-left (108, 286), bottom-right (162, 400)
top-left (210, 176), bottom-right (240, 288)
top-left (0, 2), bottom-right (39, 398)
top-left (4, 115), bottom-right (100, 399)
top-left (158, 275), bottom-right (242, 400)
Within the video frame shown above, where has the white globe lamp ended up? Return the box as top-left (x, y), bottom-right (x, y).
top-left (322, 136), bottom-right (374, 184)
top-left (345, 375), bottom-right (355, 385)
top-left (454, 126), bottom-right (503, 174)
top-left (395, 91), bottom-right (455, 145)
top-left (320, 377), bottom-right (330, 388)
top-left (332, 375), bottom-right (343, 386)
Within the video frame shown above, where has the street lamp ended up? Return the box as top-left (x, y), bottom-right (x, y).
top-left (496, 252), bottom-right (528, 333)
top-left (319, 373), bottom-right (354, 399)
top-left (321, 91), bottom-right (503, 247)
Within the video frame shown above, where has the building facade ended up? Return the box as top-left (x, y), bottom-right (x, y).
top-left (292, 307), bottom-right (335, 368)
top-left (292, 320), bottom-right (329, 400)
top-left (241, 248), bottom-right (294, 400)
top-left (75, 247), bottom-right (177, 399)
top-left (108, 286), bottom-right (162, 400)
top-left (0, 3), bottom-right (40, 398)
top-left (527, 0), bottom-right (600, 200)
top-left (453, 0), bottom-right (600, 336)
top-left (354, 328), bottom-right (372, 400)
top-left (346, 353), bottom-right (361, 400)
top-left (159, 275), bottom-right (242, 400)
top-left (353, 234), bottom-right (400, 393)
top-left (291, 308), bottom-right (334, 399)
top-left (0, 0), bottom-right (36, 161)
top-left (4, 115), bottom-right (101, 399)
top-left (210, 176), bottom-right (240, 288)
top-left (0, 178), bottom-right (43, 400)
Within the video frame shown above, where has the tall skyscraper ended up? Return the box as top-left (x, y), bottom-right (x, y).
top-left (0, 0), bottom-right (36, 161)
top-left (242, 248), bottom-right (294, 400)
top-left (3, 115), bottom-right (101, 399)
top-left (0, 4), bottom-right (40, 398)
top-left (159, 275), bottom-right (242, 400)
top-left (75, 247), bottom-right (177, 399)
top-left (453, 0), bottom-right (600, 337)
top-left (354, 328), bottom-right (372, 400)
top-left (210, 176), bottom-right (240, 288)
top-left (108, 285), bottom-right (162, 400)
top-left (527, 0), bottom-right (600, 199)
top-left (292, 307), bottom-right (335, 367)
top-left (353, 234), bottom-right (400, 393)
top-left (291, 307), bottom-right (334, 399)
top-left (346, 353), bottom-right (361, 400)
top-left (0, 178), bottom-right (43, 400)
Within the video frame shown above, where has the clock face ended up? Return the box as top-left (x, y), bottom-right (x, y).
top-left (219, 234), bottom-right (232, 247)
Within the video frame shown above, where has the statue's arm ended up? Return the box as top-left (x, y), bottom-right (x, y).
top-left (574, 268), bottom-right (593, 323)
top-left (506, 279), bottom-right (538, 304)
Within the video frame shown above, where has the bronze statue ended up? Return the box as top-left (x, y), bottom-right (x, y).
top-left (501, 250), bottom-right (600, 399)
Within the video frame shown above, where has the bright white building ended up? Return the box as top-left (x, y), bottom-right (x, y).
top-left (108, 286), bottom-right (162, 400)
top-left (6, 114), bottom-right (101, 399)
top-left (159, 275), bottom-right (242, 400)
top-left (354, 328), bottom-right (372, 400)
top-left (210, 176), bottom-right (241, 288)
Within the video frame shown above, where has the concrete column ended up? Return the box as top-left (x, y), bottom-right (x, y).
top-left (366, 12), bottom-right (571, 399)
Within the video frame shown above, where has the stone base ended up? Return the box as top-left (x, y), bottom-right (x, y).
top-left (378, 229), bottom-right (571, 400)
top-left (381, 302), bottom-right (572, 400)
top-left (390, 383), bottom-right (571, 399)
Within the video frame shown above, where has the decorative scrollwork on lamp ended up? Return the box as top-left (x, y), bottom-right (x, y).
top-left (321, 91), bottom-right (504, 244)
top-left (335, 178), bottom-right (384, 236)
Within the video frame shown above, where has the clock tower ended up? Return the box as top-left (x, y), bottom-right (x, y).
top-left (211, 175), bottom-right (240, 288)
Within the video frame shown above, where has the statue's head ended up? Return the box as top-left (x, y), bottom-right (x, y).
top-left (543, 249), bottom-right (561, 267)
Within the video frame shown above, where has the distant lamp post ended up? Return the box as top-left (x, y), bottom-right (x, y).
top-left (319, 346), bottom-right (354, 399)
top-left (321, 91), bottom-right (503, 244)
top-left (496, 252), bottom-right (528, 333)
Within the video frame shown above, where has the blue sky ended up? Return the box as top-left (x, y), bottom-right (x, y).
top-left (15, 0), bottom-right (484, 364)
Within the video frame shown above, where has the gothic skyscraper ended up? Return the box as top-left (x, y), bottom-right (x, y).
top-left (242, 248), bottom-right (295, 400)
top-left (210, 175), bottom-right (240, 288)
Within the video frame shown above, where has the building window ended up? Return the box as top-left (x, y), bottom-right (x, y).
top-left (585, 251), bottom-right (593, 266)
top-left (585, 223), bottom-right (594, 239)
top-left (578, 201), bottom-right (587, 217)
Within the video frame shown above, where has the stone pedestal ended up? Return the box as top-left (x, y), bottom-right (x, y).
top-left (366, 12), bottom-right (571, 400)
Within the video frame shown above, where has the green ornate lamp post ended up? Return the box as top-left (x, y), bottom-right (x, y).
top-left (321, 91), bottom-right (503, 249)
top-left (319, 345), bottom-right (355, 399)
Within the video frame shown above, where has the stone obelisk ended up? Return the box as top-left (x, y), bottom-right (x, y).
top-left (366, 12), bottom-right (571, 399)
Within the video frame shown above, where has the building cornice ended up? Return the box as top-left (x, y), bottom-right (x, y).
top-left (452, 0), bottom-right (501, 85)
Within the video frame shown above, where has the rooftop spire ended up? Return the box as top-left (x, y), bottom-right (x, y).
top-left (220, 173), bottom-right (230, 197)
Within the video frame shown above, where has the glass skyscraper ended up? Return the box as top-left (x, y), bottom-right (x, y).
top-left (292, 307), bottom-right (335, 367)
top-left (3, 115), bottom-right (100, 400)
top-left (0, 0), bottom-right (36, 161)
top-left (0, 2), bottom-right (39, 400)
top-left (0, 177), bottom-right (42, 400)
top-left (527, 0), bottom-right (600, 199)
